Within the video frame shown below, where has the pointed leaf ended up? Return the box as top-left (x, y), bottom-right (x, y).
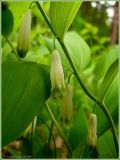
top-left (99, 59), bottom-right (118, 101)
top-left (50, 1), bottom-right (83, 38)
top-left (2, 61), bottom-right (51, 146)
top-left (97, 130), bottom-right (117, 158)
top-left (2, 8), bottom-right (14, 36)
top-left (68, 107), bottom-right (88, 150)
top-left (95, 74), bottom-right (118, 136)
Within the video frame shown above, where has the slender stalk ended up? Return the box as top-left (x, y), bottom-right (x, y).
top-left (31, 116), bottom-right (37, 157)
top-left (68, 72), bottom-right (73, 84)
top-left (53, 38), bottom-right (56, 50)
top-left (31, 121), bottom-right (34, 157)
top-left (29, 2), bottom-right (35, 9)
top-left (48, 121), bottom-right (54, 150)
top-left (4, 36), bottom-right (21, 61)
top-left (35, 2), bottom-right (57, 37)
top-left (45, 101), bottom-right (72, 157)
top-left (35, 2), bottom-right (118, 154)
top-left (93, 102), bottom-right (97, 113)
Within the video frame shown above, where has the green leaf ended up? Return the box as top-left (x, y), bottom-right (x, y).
top-left (97, 130), bottom-right (117, 158)
top-left (21, 128), bottom-right (46, 158)
top-left (2, 61), bottom-right (51, 147)
top-left (32, 126), bottom-right (50, 158)
top-left (106, 45), bottom-right (119, 67)
top-left (72, 140), bottom-right (88, 158)
top-left (99, 59), bottom-right (118, 101)
top-left (50, 1), bottom-right (83, 38)
top-left (44, 31), bottom-right (90, 71)
top-left (94, 48), bottom-right (118, 136)
top-left (94, 45), bottom-right (118, 81)
top-left (95, 74), bottom-right (118, 136)
top-left (2, 8), bottom-right (14, 36)
top-left (104, 76), bottom-right (118, 125)
top-left (68, 107), bottom-right (88, 151)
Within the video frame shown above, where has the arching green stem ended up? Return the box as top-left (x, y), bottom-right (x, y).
top-left (4, 36), bottom-right (21, 61)
top-left (35, 2), bottom-right (118, 155)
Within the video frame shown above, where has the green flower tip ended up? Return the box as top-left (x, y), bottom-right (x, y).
top-left (17, 48), bottom-right (28, 58)
top-left (51, 85), bottom-right (66, 99)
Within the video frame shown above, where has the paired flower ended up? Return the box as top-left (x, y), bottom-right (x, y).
top-left (50, 50), bottom-right (73, 126)
top-left (50, 49), bottom-right (66, 98)
top-left (87, 113), bottom-right (97, 147)
top-left (60, 84), bottom-right (73, 127)
top-left (17, 9), bottom-right (31, 58)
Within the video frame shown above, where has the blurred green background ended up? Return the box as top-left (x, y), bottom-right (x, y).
top-left (2, 1), bottom-right (118, 159)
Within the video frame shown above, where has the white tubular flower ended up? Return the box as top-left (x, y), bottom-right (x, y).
top-left (87, 113), bottom-right (97, 147)
top-left (17, 9), bottom-right (31, 58)
top-left (50, 49), bottom-right (66, 98)
top-left (60, 84), bottom-right (73, 126)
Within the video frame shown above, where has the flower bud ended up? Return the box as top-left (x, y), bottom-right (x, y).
top-left (17, 9), bottom-right (31, 58)
top-left (87, 113), bottom-right (97, 147)
top-left (60, 84), bottom-right (73, 126)
top-left (50, 49), bottom-right (66, 98)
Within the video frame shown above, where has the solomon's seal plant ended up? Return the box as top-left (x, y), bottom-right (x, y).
top-left (87, 113), bottom-right (97, 148)
top-left (17, 9), bottom-right (31, 58)
top-left (2, 1), bottom-right (118, 158)
top-left (50, 49), bottom-right (66, 98)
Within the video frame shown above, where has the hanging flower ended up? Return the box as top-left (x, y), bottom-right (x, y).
top-left (87, 113), bottom-right (97, 148)
top-left (60, 84), bottom-right (73, 126)
top-left (50, 49), bottom-right (66, 98)
top-left (17, 9), bottom-right (31, 58)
